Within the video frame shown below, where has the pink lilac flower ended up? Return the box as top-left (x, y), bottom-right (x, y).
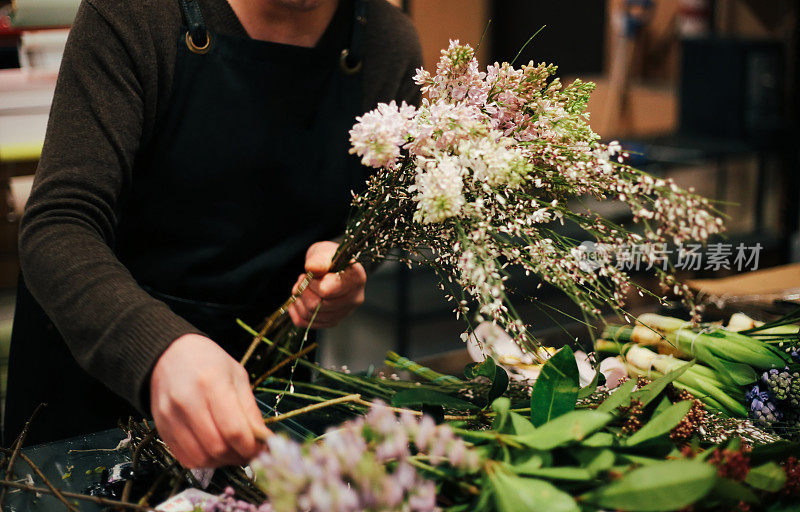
top-left (245, 401), bottom-right (481, 512)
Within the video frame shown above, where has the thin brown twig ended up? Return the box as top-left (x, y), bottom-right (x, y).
top-left (220, 467), bottom-right (265, 504)
top-left (121, 429), bottom-right (157, 504)
top-left (263, 394), bottom-right (363, 425)
top-left (0, 479), bottom-right (156, 511)
top-left (251, 342), bottom-right (319, 389)
top-left (0, 403), bottom-right (46, 507)
top-left (240, 173), bottom-right (411, 372)
top-left (240, 271), bottom-right (314, 367)
top-left (137, 462), bottom-right (174, 507)
top-left (11, 451), bottom-right (80, 512)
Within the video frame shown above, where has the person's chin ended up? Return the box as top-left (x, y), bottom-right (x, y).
top-left (274, 0), bottom-right (331, 12)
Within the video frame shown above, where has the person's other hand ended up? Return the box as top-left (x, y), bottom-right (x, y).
top-left (150, 334), bottom-right (270, 468)
top-left (287, 241), bottom-right (367, 328)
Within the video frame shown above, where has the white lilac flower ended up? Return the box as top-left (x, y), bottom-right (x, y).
top-left (410, 155), bottom-right (466, 224)
top-left (456, 134), bottom-right (531, 188)
top-left (349, 100), bottom-right (416, 169)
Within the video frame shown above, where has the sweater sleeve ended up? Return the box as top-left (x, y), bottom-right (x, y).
top-left (19, 0), bottom-right (203, 413)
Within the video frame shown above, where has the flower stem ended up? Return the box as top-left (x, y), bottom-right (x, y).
top-left (251, 342), bottom-right (319, 389)
top-left (407, 457), bottom-right (480, 495)
top-left (263, 394), bottom-right (363, 425)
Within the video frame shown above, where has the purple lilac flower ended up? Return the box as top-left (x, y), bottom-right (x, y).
top-left (247, 401), bottom-right (481, 512)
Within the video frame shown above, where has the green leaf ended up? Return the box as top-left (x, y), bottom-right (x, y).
top-left (652, 396), bottom-right (672, 416)
top-left (581, 432), bottom-right (615, 448)
top-left (511, 453), bottom-right (545, 473)
top-left (578, 370), bottom-right (600, 399)
top-left (745, 461), bottom-right (787, 492)
top-left (631, 360), bottom-right (694, 406)
top-left (616, 453), bottom-right (663, 466)
top-left (391, 389), bottom-right (478, 410)
top-left (492, 397), bottom-right (511, 431)
top-left (693, 344), bottom-right (756, 386)
top-left (467, 358), bottom-right (509, 406)
top-left (572, 448), bottom-right (616, 476)
top-left (712, 478), bottom-right (759, 504)
top-left (597, 378), bottom-right (637, 412)
top-left (749, 441), bottom-right (800, 464)
top-left (530, 347), bottom-right (579, 426)
top-left (625, 400), bottom-right (693, 446)
top-left (489, 365), bottom-right (510, 403)
top-left (697, 447), bottom-right (719, 462)
top-left (488, 469), bottom-right (579, 512)
top-left (583, 460), bottom-right (717, 511)
top-left (517, 410), bottom-right (612, 450)
top-left (513, 465), bottom-right (593, 481)
top-left (465, 357), bottom-right (497, 380)
top-left (502, 412), bottom-right (537, 436)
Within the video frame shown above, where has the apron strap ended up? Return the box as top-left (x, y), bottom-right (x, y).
top-left (339, 0), bottom-right (366, 75)
top-left (179, 0), bottom-right (212, 54)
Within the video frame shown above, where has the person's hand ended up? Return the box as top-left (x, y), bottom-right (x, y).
top-left (287, 241), bottom-right (367, 328)
top-left (150, 334), bottom-right (270, 468)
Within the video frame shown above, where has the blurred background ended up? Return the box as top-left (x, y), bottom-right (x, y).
top-left (0, 0), bottom-right (798, 390)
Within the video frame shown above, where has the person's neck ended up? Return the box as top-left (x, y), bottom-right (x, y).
top-left (226, 0), bottom-right (339, 47)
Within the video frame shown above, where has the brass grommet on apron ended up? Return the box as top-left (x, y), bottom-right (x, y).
top-left (339, 48), bottom-right (362, 75)
top-left (186, 30), bottom-right (212, 54)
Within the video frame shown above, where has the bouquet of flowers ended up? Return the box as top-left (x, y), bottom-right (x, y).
top-left (243, 39), bottom-right (724, 371)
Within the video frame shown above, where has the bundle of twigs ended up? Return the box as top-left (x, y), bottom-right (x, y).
top-left (0, 405), bottom-right (156, 511)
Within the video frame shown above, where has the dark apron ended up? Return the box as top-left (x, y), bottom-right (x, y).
top-left (4, 0), bottom-right (366, 446)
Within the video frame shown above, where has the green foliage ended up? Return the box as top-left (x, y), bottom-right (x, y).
top-left (631, 360), bottom-right (694, 406)
top-left (487, 467), bottom-right (579, 512)
top-left (711, 478), bottom-right (759, 505)
top-left (465, 356), bottom-right (509, 406)
top-left (581, 432), bottom-right (616, 448)
top-left (745, 462), bottom-right (787, 492)
top-left (391, 389), bottom-right (478, 410)
top-left (517, 410), bottom-right (612, 450)
top-left (530, 346), bottom-right (579, 426)
top-left (596, 378), bottom-right (636, 412)
top-left (625, 400), bottom-right (693, 446)
top-left (511, 465), bottom-right (593, 481)
top-left (583, 460), bottom-right (717, 511)
top-left (572, 448), bottom-right (615, 476)
top-left (691, 343), bottom-right (757, 386)
top-left (250, 346), bottom-right (798, 512)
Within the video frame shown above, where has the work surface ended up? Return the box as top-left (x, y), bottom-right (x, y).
top-left (6, 428), bottom-right (129, 511)
top-left (4, 393), bottom-right (337, 511)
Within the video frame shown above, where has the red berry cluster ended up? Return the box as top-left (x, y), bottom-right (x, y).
top-left (709, 448), bottom-right (751, 482)
top-left (782, 456), bottom-right (800, 496)
top-left (620, 399), bottom-right (644, 435)
top-left (671, 397), bottom-right (707, 442)
top-left (679, 444), bottom-right (697, 458)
